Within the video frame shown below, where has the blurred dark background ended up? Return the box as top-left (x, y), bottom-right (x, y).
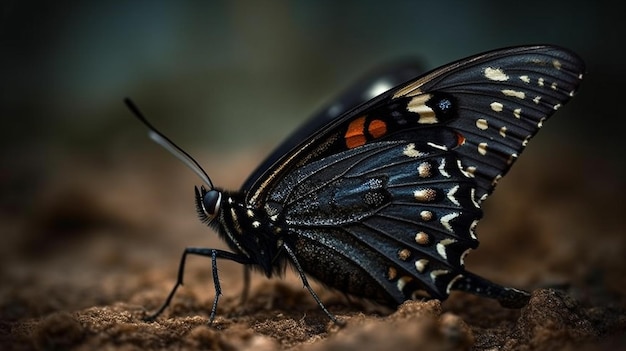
top-left (1, 0), bottom-right (624, 302)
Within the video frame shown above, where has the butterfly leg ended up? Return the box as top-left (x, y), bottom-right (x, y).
top-left (452, 271), bottom-right (531, 308)
top-left (144, 247), bottom-right (253, 324)
top-left (282, 243), bottom-right (345, 326)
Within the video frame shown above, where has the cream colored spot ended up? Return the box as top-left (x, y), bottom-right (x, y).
top-left (533, 96), bottom-right (541, 104)
top-left (465, 166), bottom-right (477, 176)
top-left (403, 143), bottom-right (424, 158)
top-left (484, 67), bottom-right (509, 81)
top-left (247, 209), bottom-right (255, 218)
top-left (417, 162), bottom-right (432, 178)
top-left (397, 276), bottom-right (413, 291)
top-left (415, 231), bottom-right (430, 245)
top-left (507, 153), bottom-right (518, 165)
top-left (478, 142), bottom-right (488, 155)
top-left (430, 269), bottom-right (449, 282)
top-left (414, 188), bottom-right (437, 202)
top-left (513, 108), bottom-right (521, 119)
top-left (499, 126), bottom-right (507, 137)
top-left (407, 94), bottom-right (437, 124)
top-left (252, 220), bottom-right (261, 228)
top-left (436, 238), bottom-right (457, 259)
top-left (490, 102), bottom-right (504, 112)
top-left (502, 89), bottom-right (525, 99)
top-left (440, 212), bottom-right (459, 233)
top-left (553, 59), bottom-right (562, 70)
top-left (415, 259), bottom-right (429, 273)
top-left (520, 75), bottom-right (530, 83)
top-left (551, 82), bottom-right (558, 90)
top-left (420, 210), bottom-right (433, 221)
top-left (476, 118), bottom-right (488, 130)
top-left (537, 117), bottom-right (546, 128)
top-left (538, 77), bottom-right (545, 87)
top-left (553, 104), bottom-right (561, 110)
top-left (522, 135), bottom-right (531, 147)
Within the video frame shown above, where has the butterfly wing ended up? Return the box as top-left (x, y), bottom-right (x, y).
top-left (246, 45), bottom-right (585, 305)
top-left (241, 59), bottom-right (425, 192)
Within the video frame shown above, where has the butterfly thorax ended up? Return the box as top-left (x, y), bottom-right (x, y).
top-left (209, 190), bottom-right (286, 278)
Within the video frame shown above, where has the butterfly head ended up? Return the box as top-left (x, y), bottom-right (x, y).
top-left (195, 185), bottom-right (222, 224)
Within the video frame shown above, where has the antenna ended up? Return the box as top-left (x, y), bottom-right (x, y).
top-left (124, 98), bottom-right (214, 189)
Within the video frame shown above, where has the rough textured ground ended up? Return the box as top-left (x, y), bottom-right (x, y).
top-left (2, 145), bottom-right (625, 350)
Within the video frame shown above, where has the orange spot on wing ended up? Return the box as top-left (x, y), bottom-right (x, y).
top-left (368, 119), bottom-right (387, 139)
top-left (345, 116), bottom-right (367, 148)
top-left (456, 133), bottom-right (466, 146)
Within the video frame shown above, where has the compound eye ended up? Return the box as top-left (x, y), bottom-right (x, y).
top-left (202, 189), bottom-right (222, 217)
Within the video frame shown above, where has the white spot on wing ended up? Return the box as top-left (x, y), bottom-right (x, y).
top-left (415, 259), bottom-right (429, 273)
top-left (469, 219), bottom-right (479, 240)
top-left (403, 143), bottom-right (424, 158)
top-left (470, 188), bottom-right (480, 209)
top-left (476, 119), bottom-right (488, 130)
top-left (537, 117), bottom-right (546, 128)
top-left (446, 274), bottom-right (463, 294)
top-left (513, 108), bottom-right (521, 119)
top-left (430, 269), bottom-right (449, 282)
top-left (439, 158), bottom-right (450, 178)
top-left (407, 95), bottom-right (438, 124)
top-left (427, 142), bottom-right (448, 151)
top-left (484, 67), bottom-right (509, 81)
top-left (478, 142), bottom-right (488, 155)
top-left (447, 185), bottom-right (460, 206)
top-left (436, 238), bottom-right (457, 259)
top-left (502, 89), bottom-right (525, 99)
top-left (440, 212), bottom-right (459, 233)
top-left (519, 75), bottom-right (530, 83)
top-left (499, 126), bottom-right (507, 137)
top-left (490, 102), bottom-right (504, 112)
top-left (460, 248), bottom-right (472, 266)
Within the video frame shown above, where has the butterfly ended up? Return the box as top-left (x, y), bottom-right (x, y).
top-left (126, 45), bottom-right (585, 325)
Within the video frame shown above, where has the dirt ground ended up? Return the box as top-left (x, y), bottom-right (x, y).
top-left (1, 144), bottom-right (625, 351)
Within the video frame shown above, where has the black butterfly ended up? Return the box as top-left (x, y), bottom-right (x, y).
top-left (126, 45), bottom-right (585, 325)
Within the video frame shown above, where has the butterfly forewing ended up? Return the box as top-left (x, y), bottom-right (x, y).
top-left (392, 45), bottom-right (584, 200)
